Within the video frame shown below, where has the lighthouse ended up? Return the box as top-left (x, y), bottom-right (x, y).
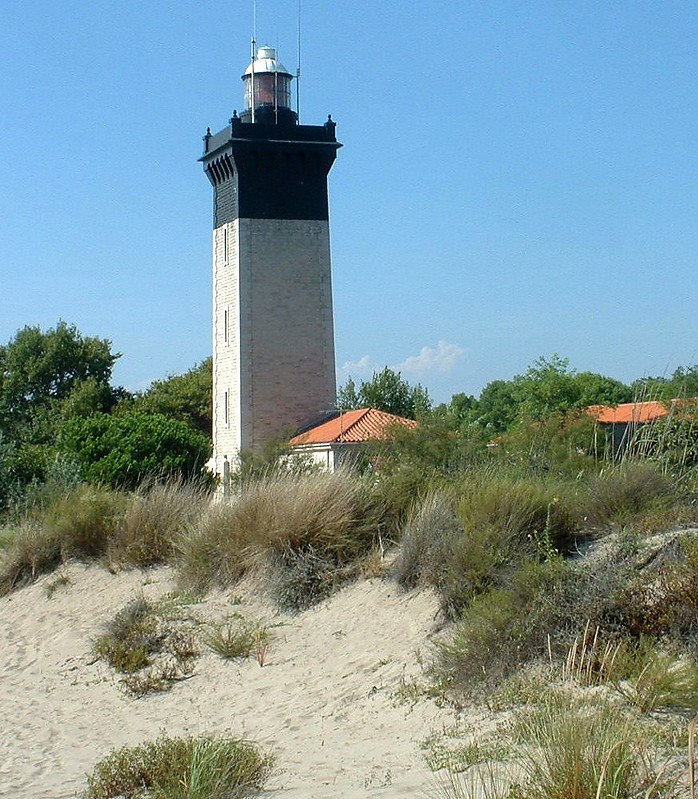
top-left (201, 45), bottom-right (341, 476)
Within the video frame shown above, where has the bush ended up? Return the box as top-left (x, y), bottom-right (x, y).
top-left (613, 532), bottom-right (698, 639)
top-left (82, 733), bottom-right (273, 799)
top-left (60, 411), bottom-right (212, 490)
top-left (434, 558), bottom-right (575, 693)
top-left (93, 596), bottom-right (163, 674)
top-left (583, 463), bottom-right (671, 528)
top-left (457, 474), bottom-right (577, 554)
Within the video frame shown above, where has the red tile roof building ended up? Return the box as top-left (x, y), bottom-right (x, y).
top-left (289, 408), bottom-right (417, 470)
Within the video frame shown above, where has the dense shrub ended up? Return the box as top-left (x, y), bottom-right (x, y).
top-left (583, 463), bottom-right (671, 528)
top-left (60, 412), bottom-right (212, 490)
top-left (434, 558), bottom-right (575, 693)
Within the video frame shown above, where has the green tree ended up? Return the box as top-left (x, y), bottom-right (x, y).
top-left (336, 376), bottom-right (360, 411)
top-left (129, 358), bottom-right (212, 436)
top-left (574, 371), bottom-right (632, 407)
top-left (475, 379), bottom-right (518, 433)
top-left (59, 412), bottom-right (211, 489)
top-left (0, 321), bottom-right (118, 434)
top-left (512, 355), bottom-right (580, 421)
top-left (337, 368), bottom-right (430, 420)
top-left (632, 365), bottom-right (698, 402)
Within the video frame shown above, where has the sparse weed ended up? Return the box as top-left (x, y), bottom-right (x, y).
top-left (94, 595), bottom-right (200, 696)
top-left (203, 616), bottom-right (270, 661)
top-left (45, 571), bottom-right (71, 598)
top-left (93, 596), bottom-right (162, 674)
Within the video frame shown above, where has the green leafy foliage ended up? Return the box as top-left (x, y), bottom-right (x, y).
top-left (0, 321), bottom-right (118, 434)
top-left (337, 367), bottom-right (430, 419)
top-left (60, 412), bottom-right (211, 489)
top-left (128, 357), bottom-right (212, 437)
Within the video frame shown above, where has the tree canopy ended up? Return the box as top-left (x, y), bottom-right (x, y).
top-left (128, 357), bottom-right (212, 437)
top-left (60, 412), bottom-right (211, 490)
top-left (337, 368), bottom-right (430, 420)
top-left (0, 322), bottom-right (118, 434)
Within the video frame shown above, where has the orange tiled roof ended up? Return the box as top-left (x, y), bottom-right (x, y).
top-left (586, 401), bottom-right (669, 424)
top-left (289, 408), bottom-right (418, 445)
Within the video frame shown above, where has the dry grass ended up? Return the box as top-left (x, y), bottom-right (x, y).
top-left (110, 480), bottom-right (208, 567)
top-left (0, 480), bottom-right (210, 595)
top-left (0, 485), bottom-right (126, 595)
top-left (176, 469), bottom-right (384, 608)
top-left (392, 490), bottom-right (462, 590)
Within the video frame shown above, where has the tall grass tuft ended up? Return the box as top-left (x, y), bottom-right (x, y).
top-left (176, 469), bottom-right (384, 608)
top-left (0, 485), bottom-right (125, 594)
top-left (112, 480), bottom-right (208, 567)
top-left (82, 733), bottom-right (273, 799)
top-left (392, 490), bottom-right (463, 590)
top-left (513, 697), bottom-right (674, 799)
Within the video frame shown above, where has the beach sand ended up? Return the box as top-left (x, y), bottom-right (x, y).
top-left (0, 563), bottom-right (462, 798)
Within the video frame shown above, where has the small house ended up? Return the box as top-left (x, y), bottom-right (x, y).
top-left (289, 408), bottom-right (418, 471)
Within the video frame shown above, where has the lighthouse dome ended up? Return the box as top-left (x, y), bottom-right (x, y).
top-left (243, 46), bottom-right (293, 78)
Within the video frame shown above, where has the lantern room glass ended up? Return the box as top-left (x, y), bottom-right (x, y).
top-left (244, 72), bottom-right (292, 112)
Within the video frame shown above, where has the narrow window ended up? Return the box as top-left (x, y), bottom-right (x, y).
top-left (223, 308), bottom-right (229, 344)
top-left (223, 226), bottom-right (229, 264)
top-left (224, 390), bottom-right (230, 427)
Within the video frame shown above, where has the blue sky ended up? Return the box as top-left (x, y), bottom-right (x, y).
top-left (1, 1), bottom-right (696, 404)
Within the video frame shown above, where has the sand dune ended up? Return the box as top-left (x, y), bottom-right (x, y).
top-left (0, 563), bottom-right (460, 798)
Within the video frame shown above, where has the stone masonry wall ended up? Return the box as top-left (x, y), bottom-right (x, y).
top-left (212, 218), bottom-right (336, 472)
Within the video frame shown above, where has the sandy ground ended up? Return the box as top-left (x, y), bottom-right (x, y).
top-left (0, 563), bottom-right (462, 798)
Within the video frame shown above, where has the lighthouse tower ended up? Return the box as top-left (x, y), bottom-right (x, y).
top-left (201, 46), bottom-right (340, 476)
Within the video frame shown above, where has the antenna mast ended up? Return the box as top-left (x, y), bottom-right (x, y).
top-left (296, 0), bottom-right (302, 121)
top-left (250, 0), bottom-right (257, 123)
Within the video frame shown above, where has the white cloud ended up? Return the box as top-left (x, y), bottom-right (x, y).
top-left (395, 340), bottom-right (466, 377)
top-left (338, 354), bottom-right (374, 379)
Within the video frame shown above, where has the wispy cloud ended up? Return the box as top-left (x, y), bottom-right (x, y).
top-left (395, 340), bottom-right (466, 377)
top-left (338, 341), bottom-right (466, 382)
top-left (338, 355), bottom-right (375, 379)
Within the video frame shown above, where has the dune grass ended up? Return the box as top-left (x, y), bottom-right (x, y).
top-left (0, 481), bottom-right (208, 595)
top-left (176, 469), bottom-right (385, 609)
top-left (82, 733), bottom-right (273, 799)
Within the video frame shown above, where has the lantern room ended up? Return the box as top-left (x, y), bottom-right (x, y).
top-left (241, 46), bottom-right (296, 125)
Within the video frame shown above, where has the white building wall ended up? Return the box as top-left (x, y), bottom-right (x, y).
top-left (212, 218), bottom-right (336, 473)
